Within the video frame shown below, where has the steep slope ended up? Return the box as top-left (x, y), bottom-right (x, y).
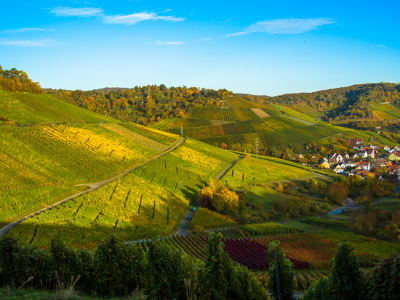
top-left (0, 89), bottom-right (115, 124)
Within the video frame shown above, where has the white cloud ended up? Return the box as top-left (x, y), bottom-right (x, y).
top-left (103, 12), bottom-right (185, 25)
top-left (1, 28), bottom-right (55, 34)
top-left (153, 41), bottom-right (184, 45)
top-left (0, 39), bottom-right (61, 47)
top-left (225, 31), bottom-right (251, 37)
top-left (227, 18), bottom-right (335, 36)
top-left (50, 7), bottom-right (103, 17)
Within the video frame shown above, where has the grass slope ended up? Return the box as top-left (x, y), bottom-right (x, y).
top-left (0, 123), bottom-right (176, 225)
top-left (9, 138), bottom-right (239, 246)
top-left (0, 90), bottom-right (114, 124)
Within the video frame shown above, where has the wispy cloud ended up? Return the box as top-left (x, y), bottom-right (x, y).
top-left (103, 12), bottom-right (185, 25)
top-left (50, 6), bottom-right (103, 17)
top-left (0, 38), bottom-right (61, 47)
top-left (1, 28), bottom-right (55, 34)
top-left (153, 41), bottom-right (184, 45)
top-left (227, 18), bottom-right (335, 36)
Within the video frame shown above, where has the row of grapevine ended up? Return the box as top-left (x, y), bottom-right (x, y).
top-left (304, 217), bottom-right (352, 229)
top-left (191, 207), bottom-right (238, 228)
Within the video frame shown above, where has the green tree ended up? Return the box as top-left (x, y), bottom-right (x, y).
top-left (267, 240), bottom-right (295, 300)
top-left (329, 243), bottom-right (365, 299)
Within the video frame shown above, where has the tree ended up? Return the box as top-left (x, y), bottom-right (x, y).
top-left (329, 243), bottom-right (365, 299)
top-left (267, 241), bottom-right (295, 300)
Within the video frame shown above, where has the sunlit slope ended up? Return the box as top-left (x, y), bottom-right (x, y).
top-left (152, 95), bottom-right (343, 153)
top-left (0, 89), bottom-right (115, 124)
top-left (221, 156), bottom-right (313, 187)
top-left (9, 138), bottom-right (239, 246)
top-left (0, 122), bottom-right (177, 226)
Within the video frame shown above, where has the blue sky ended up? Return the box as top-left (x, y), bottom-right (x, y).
top-left (1, 0), bottom-right (399, 95)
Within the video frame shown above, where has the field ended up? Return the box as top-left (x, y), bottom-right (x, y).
top-left (288, 104), bottom-right (325, 119)
top-left (221, 156), bottom-right (313, 187)
top-left (9, 138), bottom-right (239, 246)
top-left (244, 186), bottom-right (294, 209)
top-left (251, 108), bottom-right (270, 118)
top-left (189, 107), bottom-right (236, 121)
top-left (191, 207), bottom-right (237, 229)
top-left (0, 121), bottom-right (180, 227)
top-left (373, 198), bottom-right (400, 212)
top-left (370, 103), bottom-right (400, 119)
top-left (0, 90), bottom-right (114, 124)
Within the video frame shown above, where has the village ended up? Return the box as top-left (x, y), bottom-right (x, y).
top-left (293, 138), bottom-right (400, 180)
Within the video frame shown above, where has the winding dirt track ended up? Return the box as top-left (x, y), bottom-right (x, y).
top-left (0, 136), bottom-right (185, 238)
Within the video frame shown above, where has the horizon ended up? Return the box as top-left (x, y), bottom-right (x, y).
top-left (1, 0), bottom-right (399, 96)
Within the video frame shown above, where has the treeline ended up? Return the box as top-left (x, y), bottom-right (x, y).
top-left (0, 233), bottom-right (269, 300)
top-left (0, 66), bottom-right (42, 94)
top-left (247, 83), bottom-right (400, 122)
top-left (45, 85), bottom-right (232, 125)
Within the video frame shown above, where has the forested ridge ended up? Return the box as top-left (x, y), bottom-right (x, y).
top-left (244, 83), bottom-right (400, 121)
top-left (44, 85), bottom-right (232, 125)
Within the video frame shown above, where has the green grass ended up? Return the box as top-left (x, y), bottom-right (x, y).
top-left (222, 156), bottom-right (314, 187)
top-left (9, 138), bottom-right (239, 246)
top-left (243, 186), bottom-right (293, 209)
top-left (288, 104), bottom-right (325, 118)
top-left (374, 198), bottom-right (400, 212)
top-left (327, 213), bottom-right (355, 220)
top-left (0, 90), bottom-right (115, 124)
top-left (280, 221), bottom-right (315, 230)
top-left (150, 117), bottom-right (177, 130)
top-left (370, 103), bottom-right (400, 119)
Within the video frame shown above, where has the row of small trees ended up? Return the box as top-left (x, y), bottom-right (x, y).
top-left (0, 232), bottom-right (269, 299)
top-left (272, 241), bottom-right (400, 300)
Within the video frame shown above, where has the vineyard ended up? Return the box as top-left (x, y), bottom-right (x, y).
top-left (189, 107), bottom-right (236, 121)
top-left (0, 123), bottom-right (179, 226)
top-left (129, 225), bottom-right (399, 272)
top-left (9, 138), bottom-right (239, 246)
top-left (191, 207), bottom-right (237, 229)
top-left (0, 90), bottom-right (114, 124)
top-left (304, 217), bottom-right (352, 229)
top-left (221, 156), bottom-right (313, 187)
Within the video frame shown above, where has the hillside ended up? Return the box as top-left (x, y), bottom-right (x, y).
top-left (0, 89), bottom-right (115, 124)
top-left (255, 82), bottom-right (400, 123)
top-left (152, 95), bottom-right (370, 153)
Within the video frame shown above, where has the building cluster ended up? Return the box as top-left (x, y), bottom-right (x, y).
top-left (294, 138), bottom-right (400, 180)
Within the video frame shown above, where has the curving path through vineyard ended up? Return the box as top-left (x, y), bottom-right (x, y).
top-left (176, 156), bottom-right (243, 236)
top-left (0, 136), bottom-right (185, 238)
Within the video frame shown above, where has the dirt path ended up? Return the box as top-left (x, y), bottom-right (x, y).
top-left (214, 157), bottom-right (243, 180)
top-left (0, 136), bottom-right (185, 238)
top-left (176, 157), bottom-right (243, 236)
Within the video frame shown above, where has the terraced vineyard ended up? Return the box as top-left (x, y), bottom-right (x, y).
top-left (0, 90), bottom-right (114, 124)
top-left (190, 107), bottom-right (236, 121)
top-left (370, 103), bottom-right (400, 119)
top-left (9, 138), bottom-right (239, 246)
top-left (221, 156), bottom-right (313, 187)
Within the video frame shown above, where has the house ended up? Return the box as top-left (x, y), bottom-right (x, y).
top-left (388, 152), bottom-right (400, 161)
top-left (345, 158), bottom-right (356, 168)
top-left (356, 170), bottom-right (371, 179)
top-left (374, 158), bottom-right (388, 168)
top-left (346, 138), bottom-right (363, 146)
top-left (332, 164), bottom-right (344, 174)
top-left (329, 153), bottom-right (343, 164)
top-left (374, 173), bottom-right (384, 180)
top-left (384, 145), bottom-right (391, 152)
top-left (293, 154), bottom-right (304, 161)
top-left (319, 161), bottom-right (330, 169)
top-left (363, 149), bottom-right (375, 159)
top-left (388, 165), bottom-right (400, 175)
top-left (356, 160), bottom-right (371, 171)
top-left (389, 146), bottom-right (400, 153)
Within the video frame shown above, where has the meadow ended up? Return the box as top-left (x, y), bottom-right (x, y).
top-left (221, 156), bottom-right (313, 187)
